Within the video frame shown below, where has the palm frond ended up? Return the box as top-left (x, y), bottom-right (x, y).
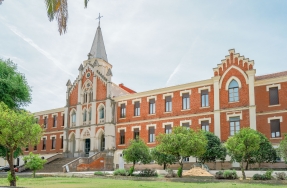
top-left (56, 0), bottom-right (68, 35)
top-left (44, 0), bottom-right (58, 21)
top-left (84, 0), bottom-right (89, 8)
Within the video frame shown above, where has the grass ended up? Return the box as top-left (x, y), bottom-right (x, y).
top-left (0, 177), bottom-right (285, 188)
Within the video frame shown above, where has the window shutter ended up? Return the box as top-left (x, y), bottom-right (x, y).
top-left (149, 99), bottom-right (155, 104)
top-left (120, 130), bottom-right (125, 136)
top-left (269, 87), bottom-right (279, 105)
top-left (165, 96), bottom-right (171, 102)
top-left (271, 119), bottom-right (280, 133)
top-left (182, 122), bottom-right (190, 128)
top-left (201, 89), bottom-right (208, 95)
top-left (183, 93), bottom-right (189, 98)
top-left (149, 127), bottom-right (155, 134)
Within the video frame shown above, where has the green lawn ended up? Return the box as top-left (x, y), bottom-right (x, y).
top-left (0, 177), bottom-right (285, 188)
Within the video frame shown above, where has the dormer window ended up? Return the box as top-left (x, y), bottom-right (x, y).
top-left (228, 80), bottom-right (239, 102)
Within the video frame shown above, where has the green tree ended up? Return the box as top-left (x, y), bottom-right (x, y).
top-left (123, 138), bottom-right (152, 173)
top-left (198, 131), bottom-right (227, 164)
top-left (151, 146), bottom-right (178, 170)
top-left (226, 128), bottom-right (260, 180)
top-left (278, 133), bottom-right (287, 163)
top-left (157, 127), bottom-right (207, 177)
top-left (245, 132), bottom-right (277, 170)
top-left (0, 102), bottom-right (43, 186)
top-left (44, 0), bottom-right (90, 35)
top-left (0, 58), bottom-right (32, 110)
top-left (23, 152), bottom-right (47, 178)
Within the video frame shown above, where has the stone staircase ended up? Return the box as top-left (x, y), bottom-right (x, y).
top-left (37, 157), bottom-right (77, 173)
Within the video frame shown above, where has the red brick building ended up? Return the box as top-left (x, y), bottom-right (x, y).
top-left (2, 23), bottom-right (286, 170)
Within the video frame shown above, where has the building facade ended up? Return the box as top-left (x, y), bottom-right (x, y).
top-left (1, 23), bottom-right (287, 169)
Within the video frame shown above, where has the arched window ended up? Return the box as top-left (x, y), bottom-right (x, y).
top-left (83, 109), bottom-right (87, 122)
top-left (71, 111), bottom-right (76, 126)
top-left (100, 107), bottom-right (104, 119)
top-left (101, 134), bottom-right (105, 151)
top-left (89, 109), bottom-right (92, 121)
top-left (228, 80), bottom-right (239, 102)
top-left (89, 92), bottom-right (93, 103)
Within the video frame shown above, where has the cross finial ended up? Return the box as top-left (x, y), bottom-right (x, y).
top-left (96, 13), bottom-right (103, 26)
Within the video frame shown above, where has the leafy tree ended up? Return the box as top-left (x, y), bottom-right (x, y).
top-left (0, 145), bottom-right (22, 159)
top-left (0, 102), bottom-right (43, 186)
top-left (44, 0), bottom-right (90, 35)
top-left (0, 58), bottom-right (32, 110)
top-left (278, 133), bottom-right (287, 163)
top-left (151, 146), bottom-right (178, 170)
top-left (252, 132), bottom-right (277, 169)
top-left (198, 131), bottom-right (227, 164)
top-left (157, 127), bottom-right (207, 177)
top-left (23, 152), bottom-right (47, 178)
top-left (226, 128), bottom-right (260, 180)
top-left (123, 138), bottom-right (152, 173)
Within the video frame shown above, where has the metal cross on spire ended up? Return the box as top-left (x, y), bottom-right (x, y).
top-left (96, 13), bottom-right (103, 26)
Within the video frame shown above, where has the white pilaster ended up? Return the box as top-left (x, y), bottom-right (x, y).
top-left (105, 124), bottom-right (115, 150)
top-left (213, 76), bottom-right (221, 139)
top-left (247, 69), bottom-right (257, 130)
top-left (64, 107), bottom-right (68, 128)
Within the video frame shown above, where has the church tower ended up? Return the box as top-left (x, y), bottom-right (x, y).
top-left (64, 15), bottom-right (115, 159)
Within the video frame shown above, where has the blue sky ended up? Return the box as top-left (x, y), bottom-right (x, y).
top-left (0, 0), bottom-right (287, 112)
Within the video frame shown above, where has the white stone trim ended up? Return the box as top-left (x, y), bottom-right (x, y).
top-left (117, 127), bottom-right (126, 133)
top-left (162, 93), bottom-right (173, 99)
top-left (146, 124), bottom-right (157, 130)
top-left (41, 136), bottom-right (47, 140)
top-left (224, 76), bottom-right (242, 90)
top-left (61, 112), bottom-right (64, 116)
top-left (180, 90), bottom-right (191, 96)
top-left (266, 84), bottom-right (281, 91)
top-left (147, 96), bottom-right (157, 102)
top-left (198, 86), bottom-right (211, 93)
top-left (219, 65), bottom-right (248, 89)
top-left (226, 112), bottom-right (242, 121)
top-left (268, 116), bottom-right (283, 123)
top-left (51, 113), bottom-right (58, 117)
top-left (118, 101), bottom-right (127, 107)
top-left (198, 118), bottom-right (211, 124)
top-left (49, 135), bottom-right (56, 139)
top-left (180, 120), bottom-right (192, 126)
top-left (132, 98), bottom-right (142, 104)
top-left (131, 126), bottom-right (141, 131)
top-left (162, 122), bottom-right (174, 128)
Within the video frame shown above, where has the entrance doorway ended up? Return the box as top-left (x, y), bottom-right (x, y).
top-left (85, 139), bottom-right (90, 157)
top-left (100, 134), bottom-right (105, 151)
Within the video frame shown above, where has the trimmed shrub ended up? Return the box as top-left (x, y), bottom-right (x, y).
top-left (265, 170), bottom-right (273, 180)
top-left (223, 170), bottom-right (238, 179)
top-left (94, 171), bottom-right (104, 176)
top-left (215, 171), bottom-right (224, 179)
top-left (165, 168), bottom-right (176, 178)
top-left (137, 169), bottom-right (158, 177)
top-left (253, 174), bottom-right (264, 180)
top-left (275, 172), bottom-right (287, 180)
top-left (113, 169), bottom-right (129, 176)
top-left (215, 170), bottom-right (237, 179)
top-left (129, 166), bottom-right (134, 176)
top-left (253, 170), bottom-right (273, 180)
top-left (177, 167), bottom-right (183, 178)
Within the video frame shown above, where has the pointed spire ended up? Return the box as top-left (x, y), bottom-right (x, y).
top-left (66, 79), bottom-right (71, 86)
top-left (106, 68), bottom-right (113, 76)
top-left (89, 16), bottom-right (108, 62)
top-left (78, 64), bottom-right (83, 71)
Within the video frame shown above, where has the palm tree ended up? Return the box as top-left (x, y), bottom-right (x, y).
top-left (44, 0), bottom-right (89, 35)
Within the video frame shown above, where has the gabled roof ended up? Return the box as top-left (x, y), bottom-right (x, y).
top-left (89, 26), bottom-right (108, 62)
top-left (119, 83), bottom-right (136, 94)
top-left (255, 70), bottom-right (287, 81)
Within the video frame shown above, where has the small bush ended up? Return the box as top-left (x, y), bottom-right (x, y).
top-left (94, 171), bottom-right (104, 176)
top-left (177, 167), bottom-right (183, 177)
top-left (253, 171), bottom-right (273, 180)
top-left (275, 172), bottom-right (287, 180)
top-left (129, 166), bottom-right (134, 176)
top-left (113, 169), bottom-right (129, 176)
top-left (215, 171), bottom-right (224, 179)
top-left (165, 168), bottom-right (176, 178)
top-left (137, 169), bottom-right (158, 177)
top-left (223, 170), bottom-right (238, 179)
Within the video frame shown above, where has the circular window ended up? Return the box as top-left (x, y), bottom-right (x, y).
top-left (86, 72), bottom-right (91, 78)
